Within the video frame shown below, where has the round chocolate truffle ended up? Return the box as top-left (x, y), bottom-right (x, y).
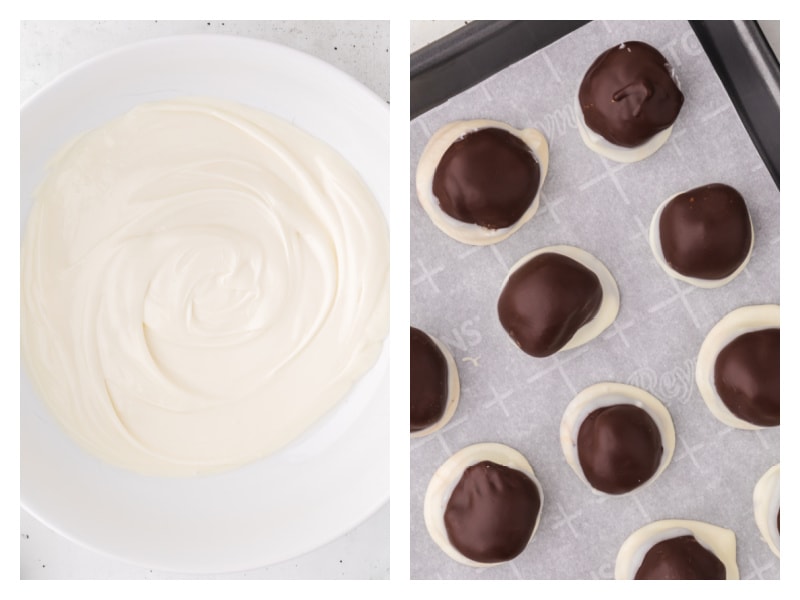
top-left (635, 535), bottom-right (726, 579)
top-left (410, 327), bottom-right (460, 437)
top-left (696, 304), bottom-right (780, 429)
top-left (753, 464), bottom-right (780, 557)
top-left (651, 183), bottom-right (753, 287)
top-left (560, 382), bottom-right (675, 495)
top-left (444, 460), bottom-right (542, 563)
top-left (615, 520), bottom-right (739, 580)
top-left (577, 41), bottom-right (684, 162)
top-left (424, 442), bottom-right (543, 566)
top-left (497, 245), bottom-right (619, 357)
top-left (416, 119), bottom-right (549, 245)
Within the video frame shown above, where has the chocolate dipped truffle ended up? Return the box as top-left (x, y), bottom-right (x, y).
top-left (650, 183), bottom-right (754, 287)
top-left (416, 119), bottom-right (549, 245)
top-left (560, 382), bottom-right (675, 495)
top-left (696, 304), bottom-right (780, 429)
top-left (576, 41), bottom-right (684, 162)
top-left (424, 442), bottom-right (543, 566)
top-left (753, 464), bottom-right (780, 558)
top-left (615, 519), bottom-right (739, 580)
top-left (410, 326), bottom-right (460, 437)
top-left (497, 245), bottom-right (619, 357)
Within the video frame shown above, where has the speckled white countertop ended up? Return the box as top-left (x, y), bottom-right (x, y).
top-left (20, 19), bottom-right (389, 580)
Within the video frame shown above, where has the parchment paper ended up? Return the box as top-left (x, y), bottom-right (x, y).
top-left (410, 20), bottom-right (779, 580)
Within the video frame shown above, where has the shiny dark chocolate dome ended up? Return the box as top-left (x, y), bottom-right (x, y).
top-left (432, 127), bottom-right (540, 229)
top-left (410, 327), bottom-right (449, 432)
top-left (444, 461), bottom-right (541, 563)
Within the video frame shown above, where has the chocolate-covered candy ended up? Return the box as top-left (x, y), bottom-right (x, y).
top-left (635, 535), bottom-right (726, 580)
top-left (577, 404), bottom-right (663, 495)
top-left (410, 327), bottom-right (459, 436)
top-left (714, 328), bottom-right (779, 427)
top-left (416, 120), bottom-right (549, 245)
top-left (654, 183), bottom-right (753, 284)
top-left (498, 247), bottom-right (619, 357)
top-left (444, 460), bottom-right (542, 563)
top-left (579, 41), bottom-right (683, 148)
top-left (615, 520), bottom-right (739, 580)
top-left (433, 128), bottom-right (540, 229)
top-left (696, 304), bottom-right (780, 429)
top-left (424, 443), bottom-right (543, 566)
top-left (561, 382), bottom-right (675, 495)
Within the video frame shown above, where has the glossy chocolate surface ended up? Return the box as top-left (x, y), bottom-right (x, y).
top-left (410, 327), bottom-right (449, 432)
top-left (714, 328), bottom-right (780, 427)
top-left (444, 460), bottom-right (541, 563)
top-left (635, 535), bottom-right (726, 579)
top-left (577, 404), bottom-right (662, 494)
top-left (579, 41), bottom-right (684, 147)
top-left (432, 127), bottom-right (540, 229)
top-left (497, 252), bottom-right (602, 357)
top-left (659, 183), bottom-right (752, 280)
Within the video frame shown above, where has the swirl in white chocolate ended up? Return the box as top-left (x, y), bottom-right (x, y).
top-left (21, 97), bottom-right (389, 477)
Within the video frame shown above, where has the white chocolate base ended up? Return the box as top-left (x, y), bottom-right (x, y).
top-left (500, 245), bottom-right (620, 355)
top-left (560, 382), bottom-right (675, 496)
top-left (649, 191), bottom-right (754, 288)
top-left (423, 442), bottom-right (543, 567)
top-left (411, 333), bottom-right (460, 439)
top-left (574, 95), bottom-right (674, 163)
top-left (753, 463), bottom-right (780, 557)
top-left (695, 304), bottom-right (780, 429)
top-left (615, 519), bottom-right (739, 579)
top-left (416, 119), bottom-right (549, 245)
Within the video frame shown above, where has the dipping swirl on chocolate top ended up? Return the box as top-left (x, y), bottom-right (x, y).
top-left (432, 127), bottom-right (541, 229)
top-left (658, 183), bottom-right (752, 280)
top-left (579, 41), bottom-right (684, 148)
top-left (443, 460), bottom-right (542, 563)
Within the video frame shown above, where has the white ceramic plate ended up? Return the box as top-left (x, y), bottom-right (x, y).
top-left (20, 35), bottom-right (389, 573)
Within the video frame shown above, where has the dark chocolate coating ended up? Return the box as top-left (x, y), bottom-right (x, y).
top-left (497, 252), bottom-right (602, 357)
top-left (410, 327), bottom-right (449, 432)
top-left (659, 183), bottom-right (752, 280)
top-left (579, 41), bottom-right (684, 148)
top-left (714, 328), bottom-right (780, 426)
top-left (577, 404), bottom-right (662, 494)
top-left (432, 127), bottom-right (540, 229)
top-left (444, 460), bottom-right (541, 563)
top-left (635, 535), bottom-right (726, 579)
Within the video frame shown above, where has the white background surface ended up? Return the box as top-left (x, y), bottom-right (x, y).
top-left (20, 19), bottom-right (389, 580)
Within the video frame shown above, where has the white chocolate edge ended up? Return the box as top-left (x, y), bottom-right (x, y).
top-left (695, 304), bottom-right (780, 430)
top-left (615, 519), bottom-right (739, 580)
top-left (559, 382), bottom-right (676, 496)
top-left (415, 119), bottom-right (549, 246)
top-left (753, 463), bottom-right (780, 557)
top-left (423, 442), bottom-right (543, 567)
top-left (500, 244), bottom-right (620, 355)
top-left (574, 95), bottom-right (673, 163)
top-left (411, 332), bottom-right (461, 439)
top-left (648, 190), bottom-right (754, 288)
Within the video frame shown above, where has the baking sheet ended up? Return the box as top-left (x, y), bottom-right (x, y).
top-left (410, 20), bottom-right (779, 580)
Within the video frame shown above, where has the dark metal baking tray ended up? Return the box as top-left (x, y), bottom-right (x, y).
top-left (410, 20), bottom-right (779, 187)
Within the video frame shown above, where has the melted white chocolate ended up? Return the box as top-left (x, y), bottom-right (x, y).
top-left (753, 463), bottom-right (780, 557)
top-left (21, 97), bottom-right (389, 477)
